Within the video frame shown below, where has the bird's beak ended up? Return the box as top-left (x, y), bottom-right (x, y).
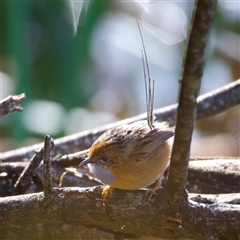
top-left (79, 157), bottom-right (93, 167)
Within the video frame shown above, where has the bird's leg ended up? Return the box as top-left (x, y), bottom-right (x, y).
top-left (146, 173), bottom-right (164, 202)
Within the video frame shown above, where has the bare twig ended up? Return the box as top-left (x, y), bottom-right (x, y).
top-left (13, 148), bottom-right (43, 195)
top-left (0, 94), bottom-right (25, 117)
top-left (1, 80), bottom-right (240, 163)
top-left (43, 135), bottom-right (53, 195)
top-left (166, 0), bottom-right (217, 203)
top-left (52, 149), bottom-right (89, 167)
top-left (197, 79), bottom-right (240, 119)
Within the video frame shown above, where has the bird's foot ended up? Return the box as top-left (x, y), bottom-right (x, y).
top-left (146, 174), bottom-right (164, 204)
top-left (102, 185), bottom-right (114, 195)
top-left (146, 186), bottom-right (162, 204)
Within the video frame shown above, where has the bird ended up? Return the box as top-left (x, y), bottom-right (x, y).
top-left (80, 11), bottom-right (174, 195)
top-left (79, 120), bottom-right (174, 193)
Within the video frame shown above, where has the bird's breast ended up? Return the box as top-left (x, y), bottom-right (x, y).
top-left (88, 163), bottom-right (116, 185)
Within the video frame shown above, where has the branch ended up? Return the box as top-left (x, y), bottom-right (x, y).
top-left (2, 158), bottom-right (239, 197)
top-left (187, 159), bottom-right (240, 194)
top-left (56, 158), bottom-right (240, 194)
top-left (1, 223), bottom-right (115, 239)
top-left (55, 158), bottom-right (240, 194)
top-left (13, 148), bottom-right (43, 195)
top-left (0, 187), bottom-right (240, 238)
top-left (196, 79), bottom-right (240, 119)
top-left (2, 79), bottom-right (240, 163)
top-left (0, 94), bottom-right (25, 117)
top-left (43, 135), bottom-right (53, 194)
top-left (53, 149), bottom-right (89, 167)
top-left (166, 0), bottom-right (217, 203)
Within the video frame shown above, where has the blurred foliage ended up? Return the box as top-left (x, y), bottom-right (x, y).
top-left (0, 1), bottom-right (239, 154)
top-left (1, 1), bottom-right (107, 146)
top-left (2, 1), bottom-right (107, 105)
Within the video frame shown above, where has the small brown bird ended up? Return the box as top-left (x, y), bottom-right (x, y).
top-left (80, 121), bottom-right (174, 192)
top-left (80, 13), bottom-right (174, 194)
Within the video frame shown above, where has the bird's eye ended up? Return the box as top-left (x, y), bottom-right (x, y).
top-left (100, 153), bottom-right (108, 163)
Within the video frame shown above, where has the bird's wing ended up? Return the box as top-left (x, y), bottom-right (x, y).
top-left (130, 126), bottom-right (174, 161)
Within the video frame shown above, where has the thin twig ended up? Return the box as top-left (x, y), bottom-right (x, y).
top-left (13, 148), bottom-right (43, 195)
top-left (0, 94), bottom-right (25, 117)
top-left (43, 135), bottom-right (53, 195)
top-left (1, 80), bottom-right (239, 163)
top-left (53, 149), bottom-right (89, 167)
top-left (166, 0), bottom-right (217, 203)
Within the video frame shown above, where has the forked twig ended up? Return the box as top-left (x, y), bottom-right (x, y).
top-left (0, 93), bottom-right (25, 117)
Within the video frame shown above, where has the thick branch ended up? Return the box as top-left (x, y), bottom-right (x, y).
top-left (1, 223), bottom-right (115, 239)
top-left (0, 94), bottom-right (25, 117)
top-left (166, 0), bottom-right (217, 202)
top-left (1, 80), bottom-right (240, 163)
top-left (53, 149), bottom-right (89, 167)
top-left (187, 159), bottom-right (240, 194)
top-left (0, 187), bottom-right (239, 239)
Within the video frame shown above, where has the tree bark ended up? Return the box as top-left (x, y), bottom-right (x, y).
top-left (0, 93), bottom-right (25, 117)
top-left (1, 187), bottom-right (240, 239)
top-left (1, 223), bottom-right (115, 240)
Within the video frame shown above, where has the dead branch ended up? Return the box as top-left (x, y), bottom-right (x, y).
top-left (2, 79), bottom-right (240, 163)
top-left (166, 0), bottom-right (217, 203)
top-left (196, 79), bottom-right (240, 119)
top-left (53, 149), bottom-right (89, 167)
top-left (1, 158), bottom-right (239, 197)
top-left (0, 187), bottom-right (239, 239)
top-left (0, 93), bottom-right (25, 117)
top-left (187, 159), bottom-right (240, 194)
top-left (43, 135), bottom-right (53, 194)
top-left (13, 148), bottom-right (43, 195)
top-left (0, 223), bottom-right (115, 240)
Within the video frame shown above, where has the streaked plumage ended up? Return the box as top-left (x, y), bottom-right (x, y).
top-left (80, 120), bottom-right (174, 190)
